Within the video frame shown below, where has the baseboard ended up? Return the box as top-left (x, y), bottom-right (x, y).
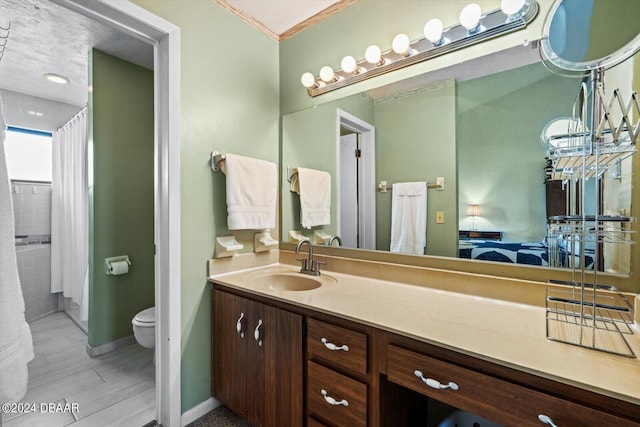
top-left (181, 397), bottom-right (221, 427)
top-left (85, 335), bottom-right (136, 357)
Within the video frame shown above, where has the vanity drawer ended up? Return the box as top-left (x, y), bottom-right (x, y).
top-left (307, 318), bottom-right (367, 375)
top-left (387, 344), bottom-right (637, 427)
top-left (307, 360), bottom-right (367, 427)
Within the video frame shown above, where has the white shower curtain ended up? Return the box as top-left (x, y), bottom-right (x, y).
top-left (0, 92), bottom-right (34, 402)
top-left (51, 108), bottom-right (89, 321)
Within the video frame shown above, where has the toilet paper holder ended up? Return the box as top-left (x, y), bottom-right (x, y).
top-left (105, 255), bottom-right (132, 275)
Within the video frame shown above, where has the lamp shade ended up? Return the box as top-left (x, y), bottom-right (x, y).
top-left (466, 204), bottom-right (481, 216)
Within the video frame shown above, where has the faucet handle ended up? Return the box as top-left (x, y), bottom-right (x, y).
top-left (311, 260), bottom-right (326, 273)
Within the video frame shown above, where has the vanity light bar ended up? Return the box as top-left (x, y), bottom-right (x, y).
top-left (302, 1), bottom-right (539, 97)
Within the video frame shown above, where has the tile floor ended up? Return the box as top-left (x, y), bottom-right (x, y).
top-left (1, 312), bottom-right (155, 427)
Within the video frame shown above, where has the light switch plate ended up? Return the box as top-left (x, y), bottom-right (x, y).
top-left (436, 211), bottom-right (445, 224)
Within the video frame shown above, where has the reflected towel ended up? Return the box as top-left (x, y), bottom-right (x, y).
top-left (222, 154), bottom-right (277, 230)
top-left (390, 182), bottom-right (427, 255)
top-left (290, 167), bottom-right (331, 228)
top-left (0, 93), bottom-right (34, 402)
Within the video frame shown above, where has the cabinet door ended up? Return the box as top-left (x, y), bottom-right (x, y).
top-left (213, 290), bottom-right (303, 427)
top-left (262, 305), bottom-right (303, 427)
top-left (212, 290), bottom-right (252, 418)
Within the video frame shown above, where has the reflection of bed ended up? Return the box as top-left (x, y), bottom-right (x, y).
top-left (459, 240), bottom-right (594, 269)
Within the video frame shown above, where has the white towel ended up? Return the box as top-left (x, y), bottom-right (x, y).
top-left (390, 182), bottom-right (427, 255)
top-left (290, 167), bottom-right (331, 228)
top-left (222, 153), bottom-right (277, 230)
top-left (0, 93), bottom-right (34, 402)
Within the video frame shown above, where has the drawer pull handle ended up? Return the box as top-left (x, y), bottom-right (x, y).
top-left (254, 319), bottom-right (263, 347)
top-left (414, 370), bottom-right (459, 391)
top-left (538, 414), bottom-right (558, 427)
top-left (236, 312), bottom-right (245, 338)
top-left (321, 338), bottom-right (349, 352)
top-left (321, 389), bottom-right (349, 407)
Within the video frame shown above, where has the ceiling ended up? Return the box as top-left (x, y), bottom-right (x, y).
top-left (217, 0), bottom-right (354, 41)
top-left (0, 0), bottom-right (349, 118)
top-left (0, 0), bottom-right (152, 109)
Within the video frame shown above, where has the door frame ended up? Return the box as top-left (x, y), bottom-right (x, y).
top-left (336, 109), bottom-right (376, 249)
top-left (51, 1), bottom-right (181, 425)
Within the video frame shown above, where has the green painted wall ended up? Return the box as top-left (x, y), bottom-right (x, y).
top-left (282, 93), bottom-right (374, 240)
top-left (457, 63), bottom-right (581, 242)
top-left (88, 50), bottom-right (154, 347)
top-left (130, 0), bottom-right (280, 413)
top-left (374, 80), bottom-right (457, 256)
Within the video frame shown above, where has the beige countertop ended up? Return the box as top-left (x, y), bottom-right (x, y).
top-left (208, 262), bottom-right (640, 406)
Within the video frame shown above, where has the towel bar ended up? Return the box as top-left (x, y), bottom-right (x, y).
top-left (211, 151), bottom-right (226, 172)
top-left (378, 179), bottom-right (444, 192)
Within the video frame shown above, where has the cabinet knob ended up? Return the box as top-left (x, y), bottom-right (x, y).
top-left (254, 319), bottom-right (263, 347)
top-left (538, 414), bottom-right (559, 427)
top-left (321, 389), bottom-right (348, 407)
top-left (321, 337), bottom-right (349, 352)
top-left (236, 312), bottom-right (245, 338)
top-left (414, 370), bottom-right (459, 391)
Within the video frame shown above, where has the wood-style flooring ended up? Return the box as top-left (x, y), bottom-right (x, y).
top-left (1, 312), bottom-right (155, 427)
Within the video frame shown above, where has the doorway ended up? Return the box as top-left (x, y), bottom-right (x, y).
top-left (336, 109), bottom-right (375, 250)
top-left (49, 1), bottom-right (181, 425)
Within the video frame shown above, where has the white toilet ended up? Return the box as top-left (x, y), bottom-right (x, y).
top-left (132, 306), bottom-right (156, 349)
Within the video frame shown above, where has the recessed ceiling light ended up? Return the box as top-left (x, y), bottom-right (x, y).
top-left (27, 110), bottom-right (43, 117)
top-left (42, 73), bottom-right (70, 84)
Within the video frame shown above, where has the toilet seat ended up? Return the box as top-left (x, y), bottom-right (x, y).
top-left (132, 307), bottom-right (155, 327)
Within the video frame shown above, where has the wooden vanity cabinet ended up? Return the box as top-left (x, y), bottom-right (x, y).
top-left (212, 289), bottom-right (303, 427)
top-left (211, 284), bottom-right (640, 427)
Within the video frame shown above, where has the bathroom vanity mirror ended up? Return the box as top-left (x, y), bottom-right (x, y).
top-left (281, 42), bottom-right (637, 277)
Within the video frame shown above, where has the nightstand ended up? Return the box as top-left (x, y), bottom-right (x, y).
top-left (459, 230), bottom-right (503, 241)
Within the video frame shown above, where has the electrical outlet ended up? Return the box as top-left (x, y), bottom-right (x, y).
top-left (436, 211), bottom-right (445, 224)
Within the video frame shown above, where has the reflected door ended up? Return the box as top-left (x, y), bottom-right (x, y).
top-left (339, 133), bottom-right (359, 247)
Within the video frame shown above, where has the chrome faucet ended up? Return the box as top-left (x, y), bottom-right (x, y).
top-left (328, 235), bottom-right (342, 247)
top-left (295, 239), bottom-right (324, 276)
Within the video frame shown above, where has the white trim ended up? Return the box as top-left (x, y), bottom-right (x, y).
top-left (50, 1), bottom-right (181, 426)
top-left (181, 397), bottom-right (221, 427)
top-left (336, 109), bottom-right (376, 250)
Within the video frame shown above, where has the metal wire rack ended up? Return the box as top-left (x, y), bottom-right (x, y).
top-left (546, 279), bottom-right (636, 357)
top-left (543, 71), bottom-right (638, 358)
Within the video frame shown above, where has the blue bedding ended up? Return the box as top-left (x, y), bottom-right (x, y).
top-left (459, 240), bottom-right (595, 269)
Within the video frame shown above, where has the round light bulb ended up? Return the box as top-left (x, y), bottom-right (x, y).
top-left (423, 18), bottom-right (444, 45)
top-left (501, 0), bottom-right (526, 16)
top-left (341, 56), bottom-right (357, 73)
top-left (392, 33), bottom-right (411, 56)
top-left (365, 45), bottom-right (382, 65)
top-left (459, 3), bottom-right (482, 32)
top-left (319, 66), bottom-right (335, 83)
top-left (300, 72), bottom-right (316, 88)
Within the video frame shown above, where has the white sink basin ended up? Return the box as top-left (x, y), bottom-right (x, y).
top-left (248, 270), bottom-right (336, 292)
